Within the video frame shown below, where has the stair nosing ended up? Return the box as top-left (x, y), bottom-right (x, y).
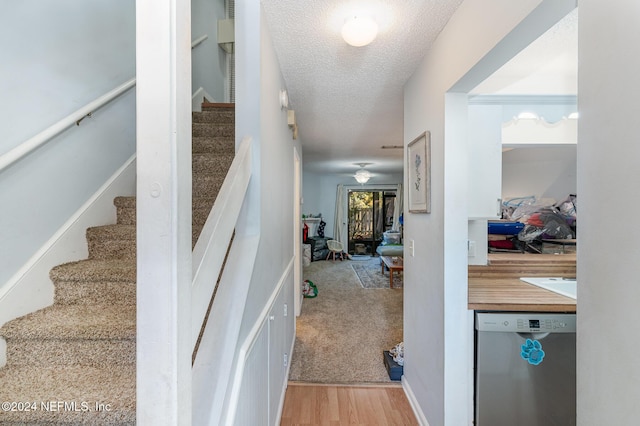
top-left (0, 304), bottom-right (135, 340)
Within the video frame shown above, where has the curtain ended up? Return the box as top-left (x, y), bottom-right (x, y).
top-left (392, 183), bottom-right (403, 232)
top-left (333, 184), bottom-right (345, 245)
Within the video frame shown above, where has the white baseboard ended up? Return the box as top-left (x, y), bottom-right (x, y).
top-left (0, 155), bottom-right (136, 348)
top-left (403, 376), bottom-right (430, 426)
top-left (192, 87), bottom-right (215, 112)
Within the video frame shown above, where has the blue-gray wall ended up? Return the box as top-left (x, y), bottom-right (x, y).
top-left (192, 0), bottom-right (228, 102)
top-left (0, 1), bottom-right (136, 287)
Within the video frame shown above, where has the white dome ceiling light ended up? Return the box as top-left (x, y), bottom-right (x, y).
top-left (341, 15), bottom-right (378, 47)
top-left (354, 163), bottom-right (372, 184)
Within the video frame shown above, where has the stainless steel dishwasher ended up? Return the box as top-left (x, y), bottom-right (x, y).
top-left (475, 312), bottom-right (576, 426)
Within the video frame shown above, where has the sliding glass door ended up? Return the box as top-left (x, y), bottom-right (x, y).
top-left (347, 190), bottom-right (396, 255)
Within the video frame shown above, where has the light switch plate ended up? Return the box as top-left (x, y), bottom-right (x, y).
top-left (468, 240), bottom-right (476, 257)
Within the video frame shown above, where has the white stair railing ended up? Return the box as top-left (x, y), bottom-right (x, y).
top-left (190, 135), bottom-right (252, 347)
top-left (190, 135), bottom-right (258, 425)
top-left (0, 78), bottom-right (136, 173)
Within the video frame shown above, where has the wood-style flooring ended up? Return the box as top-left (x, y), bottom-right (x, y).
top-left (280, 382), bottom-right (418, 425)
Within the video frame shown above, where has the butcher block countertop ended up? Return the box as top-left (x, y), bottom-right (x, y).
top-left (469, 253), bottom-right (577, 312)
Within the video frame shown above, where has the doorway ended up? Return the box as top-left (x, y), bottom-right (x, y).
top-left (347, 189), bottom-right (396, 255)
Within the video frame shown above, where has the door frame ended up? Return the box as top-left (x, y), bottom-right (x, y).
top-left (341, 184), bottom-right (398, 256)
top-left (293, 146), bottom-right (303, 316)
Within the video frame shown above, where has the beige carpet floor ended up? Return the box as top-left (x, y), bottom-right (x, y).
top-left (289, 258), bottom-right (403, 383)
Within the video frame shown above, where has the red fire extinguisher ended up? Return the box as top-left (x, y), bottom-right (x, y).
top-left (303, 223), bottom-right (309, 242)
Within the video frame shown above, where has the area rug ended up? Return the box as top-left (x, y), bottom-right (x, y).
top-left (351, 258), bottom-right (403, 289)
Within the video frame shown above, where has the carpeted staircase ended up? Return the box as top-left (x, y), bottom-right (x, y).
top-left (0, 103), bottom-right (235, 425)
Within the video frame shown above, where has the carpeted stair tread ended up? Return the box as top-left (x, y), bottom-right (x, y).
top-left (192, 122), bottom-right (234, 138)
top-left (193, 197), bottom-right (217, 209)
top-left (0, 304), bottom-right (135, 340)
top-left (51, 259), bottom-right (136, 306)
top-left (193, 174), bottom-right (225, 199)
top-left (5, 337), bottom-right (135, 368)
top-left (192, 109), bottom-right (235, 124)
top-left (115, 196), bottom-right (216, 210)
top-left (50, 259), bottom-right (136, 282)
top-left (192, 152), bottom-right (234, 174)
top-left (86, 225), bottom-right (135, 260)
top-left (115, 196), bottom-right (217, 226)
top-left (113, 196), bottom-right (136, 224)
top-left (87, 224), bottom-right (135, 241)
top-left (113, 195), bottom-right (135, 209)
top-left (54, 279), bottom-right (135, 307)
top-left (114, 195), bottom-right (217, 210)
top-left (0, 365), bottom-right (135, 425)
top-left (114, 196), bottom-right (136, 225)
top-left (192, 136), bottom-right (235, 154)
top-left (111, 202), bottom-right (212, 236)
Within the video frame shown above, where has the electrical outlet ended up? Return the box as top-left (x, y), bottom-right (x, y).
top-left (283, 303), bottom-right (288, 317)
top-left (409, 239), bottom-right (415, 257)
top-left (283, 353), bottom-right (288, 367)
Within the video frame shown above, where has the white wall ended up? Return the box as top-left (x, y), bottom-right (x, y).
top-left (233, 2), bottom-right (299, 420)
top-left (238, 6), bottom-right (300, 329)
top-left (502, 145), bottom-right (576, 202)
top-left (302, 171), bottom-right (403, 238)
top-left (403, 1), bottom-right (576, 424)
top-left (468, 104), bottom-right (502, 219)
top-left (191, 0), bottom-right (227, 102)
top-left (0, 1), bottom-right (136, 289)
top-left (577, 1), bottom-right (640, 424)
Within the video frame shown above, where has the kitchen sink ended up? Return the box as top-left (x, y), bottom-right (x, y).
top-left (520, 277), bottom-right (577, 299)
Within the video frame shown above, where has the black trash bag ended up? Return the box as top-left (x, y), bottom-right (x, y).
top-left (539, 212), bottom-right (574, 239)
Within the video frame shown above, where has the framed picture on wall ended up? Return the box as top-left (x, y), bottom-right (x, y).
top-left (407, 131), bottom-right (431, 213)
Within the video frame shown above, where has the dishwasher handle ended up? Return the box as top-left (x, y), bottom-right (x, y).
top-left (517, 332), bottom-right (550, 340)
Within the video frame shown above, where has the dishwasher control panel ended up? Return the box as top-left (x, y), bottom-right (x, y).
top-left (476, 312), bottom-right (576, 333)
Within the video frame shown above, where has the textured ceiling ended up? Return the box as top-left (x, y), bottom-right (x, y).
top-left (261, 0), bottom-right (464, 176)
top-left (260, 1), bottom-right (577, 177)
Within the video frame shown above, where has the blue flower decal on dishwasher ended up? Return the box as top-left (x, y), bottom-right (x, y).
top-left (521, 338), bottom-right (545, 365)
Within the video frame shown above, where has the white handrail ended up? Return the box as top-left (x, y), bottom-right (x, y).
top-left (191, 136), bottom-right (255, 425)
top-left (191, 34), bottom-right (208, 49)
top-left (191, 232), bottom-right (259, 426)
top-left (0, 78), bottom-right (136, 173)
top-left (191, 136), bottom-right (252, 349)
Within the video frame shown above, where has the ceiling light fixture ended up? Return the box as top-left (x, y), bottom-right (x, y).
top-left (516, 112), bottom-right (540, 120)
top-left (354, 163), bottom-right (372, 184)
top-left (341, 16), bottom-right (378, 47)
